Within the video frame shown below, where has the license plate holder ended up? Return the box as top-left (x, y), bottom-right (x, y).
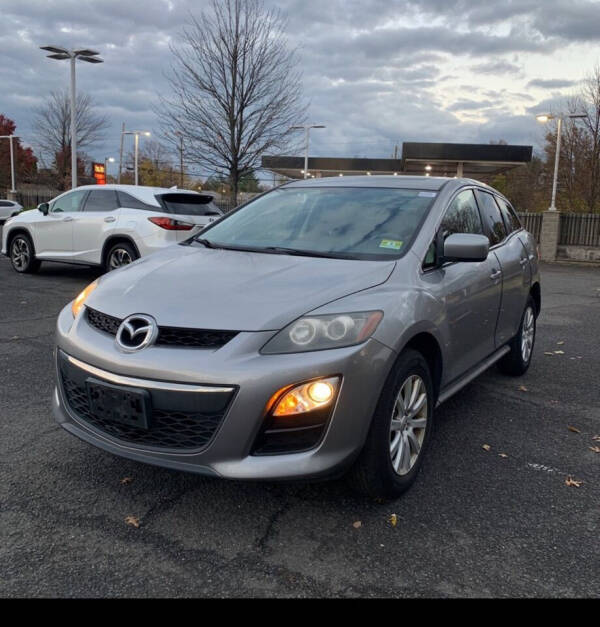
top-left (86, 377), bottom-right (151, 430)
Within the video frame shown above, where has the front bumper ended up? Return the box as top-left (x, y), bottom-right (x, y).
top-left (53, 304), bottom-right (395, 480)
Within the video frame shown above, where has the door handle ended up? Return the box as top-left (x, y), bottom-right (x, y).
top-left (62, 216), bottom-right (74, 222)
top-left (490, 269), bottom-right (502, 280)
top-left (104, 216), bottom-right (116, 223)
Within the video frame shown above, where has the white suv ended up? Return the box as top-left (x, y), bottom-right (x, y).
top-left (1, 184), bottom-right (223, 273)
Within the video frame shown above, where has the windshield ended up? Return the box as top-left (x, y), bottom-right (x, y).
top-left (196, 187), bottom-right (436, 260)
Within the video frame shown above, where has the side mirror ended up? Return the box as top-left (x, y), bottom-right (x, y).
top-left (443, 233), bottom-right (489, 263)
top-left (38, 202), bottom-right (49, 216)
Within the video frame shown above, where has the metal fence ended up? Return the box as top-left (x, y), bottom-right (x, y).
top-left (559, 213), bottom-right (600, 247)
top-left (10, 188), bottom-right (58, 209)
top-left (517, 212), bottom-right (543, 243)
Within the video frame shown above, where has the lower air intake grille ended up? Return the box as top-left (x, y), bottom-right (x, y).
top-left (59, 353), bottom-right (235, 451)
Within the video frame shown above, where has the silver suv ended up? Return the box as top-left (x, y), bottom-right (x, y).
top-left (53, 176), bottom-right (540, 500)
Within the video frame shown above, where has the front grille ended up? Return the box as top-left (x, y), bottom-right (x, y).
top-left (86, 307), bottom-right (238, 348)
top-left (87, 307), bottom-right (120, 334)
top-left (59, 353), bottom-right (235, 450)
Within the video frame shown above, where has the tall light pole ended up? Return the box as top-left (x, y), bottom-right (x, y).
top-left (0, 134), bottom-right (18, 196)
top-left (104, 156), bottom-right (115, 178)
top-left (536, 112), bottom-right (587, 211)
top-left (40, 46), bottom-right (103, 190)
top-left (290, 124), bottom-right (325, 179)
top-left (122, 130), bottom-right (150, 185)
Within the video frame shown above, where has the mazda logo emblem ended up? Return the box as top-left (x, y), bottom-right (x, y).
top-left (115, 314), bottom-right (158, 352)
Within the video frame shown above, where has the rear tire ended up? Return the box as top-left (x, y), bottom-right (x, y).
top-left (348, 349), bottom-right (434, 500)
top-left (105, 242), bottom-right (138, 273)
top-left (9, 234), bottom-right (41, 273)
top-left (497, 296), bottom-right (536, 376)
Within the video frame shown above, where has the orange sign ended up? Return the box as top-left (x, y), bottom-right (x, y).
top-left (93, 162), bottom-right (106, 185)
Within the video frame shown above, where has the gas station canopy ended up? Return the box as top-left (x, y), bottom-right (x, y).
top-left (262, 142), bottom-right (532, 181)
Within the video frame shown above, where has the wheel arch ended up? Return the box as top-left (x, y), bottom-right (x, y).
top-left (101, 235), bottom-right (141, 267)
top-left (6, 226), bottom-right (35, 253)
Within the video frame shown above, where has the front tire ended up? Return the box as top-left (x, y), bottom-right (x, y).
top-left (105, 242), bottom-right (138, 272)
top-left (10, 234), bottom-right (41, 273)
top-left (349, 349), bottom-right (434, 500)
top-left (497, 296), bottom-right (536, 376)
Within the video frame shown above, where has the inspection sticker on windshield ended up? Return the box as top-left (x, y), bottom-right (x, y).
top-left (418, 191), bottom-right (437, 197)
top-left (379, 239), bottom-right (403, 250)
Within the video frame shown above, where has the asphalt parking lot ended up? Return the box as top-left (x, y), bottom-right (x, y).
top-left (0, 246), bottom-right (599, 597)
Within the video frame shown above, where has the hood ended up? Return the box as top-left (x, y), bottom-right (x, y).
top-left (86, 244), bottom-right (395, 331)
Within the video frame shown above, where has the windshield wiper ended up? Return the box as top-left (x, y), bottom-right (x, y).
top-left (261, 246), bottom-right (354, 259)
top-left (195, 238), bottom-right (219, 249)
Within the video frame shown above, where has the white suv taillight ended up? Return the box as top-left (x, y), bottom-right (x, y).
top-left (148, 217), bottom-right (194, 231)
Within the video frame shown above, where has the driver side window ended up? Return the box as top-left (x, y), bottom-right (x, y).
top-left (51, 190), bottom-right (87, 213)
top-left (440, 189), bottom-right (483, 236)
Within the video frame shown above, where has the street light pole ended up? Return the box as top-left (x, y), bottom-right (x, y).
top-left (290, 124), bottom-right (326, 179)
top-left (69, 55), bottom-right (77, 188)
top-left (121, 130), bottom-right (151, 185)
top-left (40, 46), bottom-right (103, 190)
top-left (550, 116), bottom-right (562, 212)
top-left (536, 112), bottom-right (587, 212)
top-left (134, 133), bottom-right (139, 186)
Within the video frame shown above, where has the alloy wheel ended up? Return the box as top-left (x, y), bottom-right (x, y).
top-left (108, 248), bottom-right (133, 270)
top-left (521, 306), bottom-right (535, 363)
top-left (389, 374), bottom-right (428, 476)
top-left (11, 237), bottom-right (30, 271)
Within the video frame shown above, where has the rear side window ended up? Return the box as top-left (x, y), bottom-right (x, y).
top-left (0, 201), bottom-right (13, 207)
top-left (476, 190), bottom-right (507, 245)
top-left (495, 196), bottom-right (522, 232)
top-left (440, 189), bottom-right (483, 236)
top-left (158, 193), bottom-right (221, 216)
top-left (117, 191), bottom-right (157, 211)
top-left (83, 190), bottom-right (119, 212)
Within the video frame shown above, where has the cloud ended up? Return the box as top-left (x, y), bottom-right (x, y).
top-left (527, 78), bottom-right (579, 89)
top-left (0, 0), bottom-right (595, 175)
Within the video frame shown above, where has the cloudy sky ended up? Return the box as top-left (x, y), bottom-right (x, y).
top-left (1, 0), bottom-right (599, 180)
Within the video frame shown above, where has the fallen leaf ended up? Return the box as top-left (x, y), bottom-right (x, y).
top-left (554, 350), bottom-right (565, 355)
top-left (125, 516), bottom-right (140, 528)
top-left (498, 453), bottom-right (508, 458)
top-left (482, 444), bottom-right (491, 451)
top-left (567, 425), bottom-right (581, 434)
top-left (557, 341), bottom-right (565, 345)
top-left (120, 477), bottom-right (133, 485)
top-left (589, 446), bottom-right (600, 454)
top-left (544, 352), bottom-right (554, 356)
top-left (352, 521), bottom-right (362, 529)
top-left (389, 513), bottom-right (397, 527)
top-left (518, 385), bottom-right (528, 392)
top-left (565, 476), bottom-right (583, 488)
top-left (592, 435), bottom-right (600, 442)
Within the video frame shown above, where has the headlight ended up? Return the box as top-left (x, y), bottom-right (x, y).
top-left (71, 280), bottom-right (99, 318)
top-left (261, 311), bottom-right (383, 354)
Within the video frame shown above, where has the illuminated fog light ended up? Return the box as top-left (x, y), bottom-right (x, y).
top-left (271, 377), bottom-right (340, 416)
top-left (307, 381), bottom-right (334, 403)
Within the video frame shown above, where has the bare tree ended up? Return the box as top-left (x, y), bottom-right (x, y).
top-left (576, 64), bottom-right (600, 212)
top-left (157, 0), bottom-right (306, 203)
top-left (33, 89), bottom-right (109, 190)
